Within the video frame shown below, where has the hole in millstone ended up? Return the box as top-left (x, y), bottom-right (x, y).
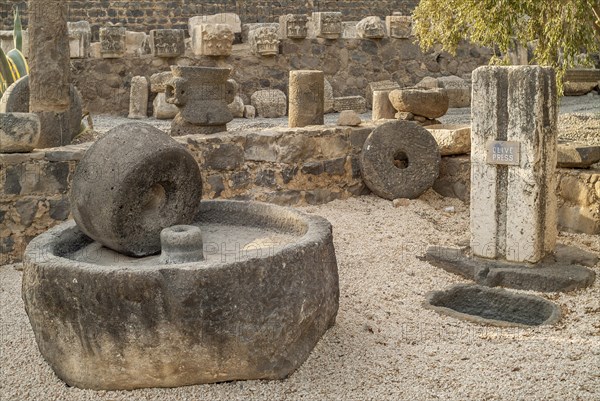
top-left (393, 151), bottom-right (409, 169)
top-left (142, 183), bottom-right (166, 216)
top-left (424, 285), bottom-right (560, 327)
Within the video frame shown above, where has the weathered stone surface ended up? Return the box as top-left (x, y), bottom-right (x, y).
top-left (557, 143), bottom-right (600, 168)
top-left (228, 96), bottom-right (245, 118)
top-left (563, 82), bottom-right (598, 96)
top-left (249, 26), bottom-right (279, 56)
top-left (356, 16), bottom-right (386, 39)
top-left (324, 79), bottom-right (334, 114)
top-left (166, 66), bottom-right (235, 135)
top-left (153, 93), bottom-right (178, 119)
top-left (337, 110), bottom-right (361, 126)
top-left (425, 246), bottom-right (596, 292)
top-left (372, 90), bottom-right (396, 120)
top-left (366, 80), bottom-right (400, 108)
top-left (333, 96), bottom-right (367, 113)
top-left (191, 24), bottom-right (234, 57)
top-left (67, 21), bottom-right (91, 59)
top-left (22, 200), bottom-right (339, 390)
top-left (0, 75), bottom-right (30, 113)
top-left (150, 71), bottom-right (172, 93)
top-left (0, 113), bottom-right (41, 153)
top-left (125, 31), bottom-right (147, 55)
top-left (289, 70), bottom-right (324, 128)
top-left (99, 26), bottom-right (126, 58)
top-left (70, 122), bottom-right (203, 256)
top-left (563, 69), bottom-right (600, 96)
top-left (424, 284), bottom-right (560, 327)
top-left (251, 89), bottom-right (287, 118)
top-left (341, 22), bottom-right (358, 39)
top-left (241, 23), bottom-right (279, 43)
top-left (425, 124), bottom-right (471, 155)
top-left (159, 225), bottom-right (204, 264)
top-left (244, 105), bottom-right (256, 118)
top-left (471, 66), bottom-right (557, 263)
top-left (312, 12), bottom-right (342, 39)
top-left (432, 155), bottom-right (470, 202)
top-left (89, 42), bottom-right (101, 58)
top-left (437, 75), bottom-right (471, 108)
top-left (128, 76), bottom-right (149, 119)
top-left (557, 169), bottom-right (599, 234)
top-left (149, 29), bottom-right (185, 58)
top-left (360, 120), bottom-right (440, 200)
top-left (388, 88), bottom-right (449, 119)
top-left (279, 14), bottom-right (309, 39)
top-left (189, 13), bottom-right (242, 35)
top-left (385, 15), bottom-right (412, 38)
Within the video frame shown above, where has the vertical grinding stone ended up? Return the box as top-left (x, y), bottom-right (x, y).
top-left (128, 76), bottom-right (149, 119)
top-left (288, 70), bottom-right (324, 128)
top-left (70, 122), bottom-right (203, 256)
top-left (471, 66), bottom-right (557, 263)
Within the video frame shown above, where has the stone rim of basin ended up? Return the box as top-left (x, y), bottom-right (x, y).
top-left (423, 283), bottom-right (561, 328)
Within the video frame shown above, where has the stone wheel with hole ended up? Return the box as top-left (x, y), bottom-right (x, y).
top-left (360, 120), bottom-right (441, 200)
top-left (70, 122), bottom-right (202, 256)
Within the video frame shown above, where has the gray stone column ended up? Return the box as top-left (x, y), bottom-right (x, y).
top-left (28, 0), bottom-right (72, 148)
top-left (288, 70), bottom-right (324, 128)
top-left (470, 66), bottom-right (557, 263)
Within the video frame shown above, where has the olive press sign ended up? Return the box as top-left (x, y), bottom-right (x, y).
top-left (486, 141), bottom-right (520, 165)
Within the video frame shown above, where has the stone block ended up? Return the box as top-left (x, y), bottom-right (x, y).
top-left (471, 66), bottom-right (557, 263)
top-left (425, 124), bottom-right (471, 155)
top-left (279, 14), bottom-right (309, 39)
top-left (324, 79), bottom-right (334, 114)
top-left (241, 23), bottom-right (279, 44)
top-left (228, 96), bottom-right (245, 118)
top-left (341, 22), bottom-right (358, 39)
top-left (149, 29), bottom-right (185, 58)
top-left (557, 143), bottom-right (600, 168)
top-left (386, 15), bottom-right (412, 39)
top-left (366, 80), bottom-right (400, 108)
top-left (67, 21), bottom-right (91, 59)
top-left (289, 70), bottom-right (324, 128)
top-left (125, 31), bottom-right (147, 55)
top-left (150, 71), bottom-right (172, 93)
top-left (251, 90), bottom-right (287, 118)
top-left (437, 76), bottom-right (471, 108)
top-left (432, 155), bottom-right (471, 202)
top-left (312, 12), bottom-right (342, 39)
top-left (0, 113), bottom-right (41, 153)
top-left (333, 96), bottom-right (367, 113)
top-left (204, 143), bottom-right (244, 171)
top-left (153, 93), bottom-right (178, 119)
top-left (99, 26), bottom-right (126, 58)
top-left (189, 13), bottom-right (242, 35)
top-left (372, 90), bottom-right (396, 120)
top-left (389, 88), bottom-right (449, 119)
top-left (337, 110), bottom-right (361, 126)
top-left (249, 26), bottom-right (280, 56)
top-left (243, 105), bottom-right (256, 119)
top-left (128, 76), bottom-right (149, 119)
top-left (356, 17), bottom-right (386, 39)
top-left (191, 24), bottom-right (234, 57)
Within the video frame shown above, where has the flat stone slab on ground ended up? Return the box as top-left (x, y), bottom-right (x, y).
top-left (557, 142), bottom-right (600, 168)
top-left (423, 245), bottom-right (596, 292)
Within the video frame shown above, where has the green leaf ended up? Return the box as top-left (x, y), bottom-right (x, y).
top-left (13, 6), bottom-right (22, 52)
top-left (0, 47), bottom-right (16, 88)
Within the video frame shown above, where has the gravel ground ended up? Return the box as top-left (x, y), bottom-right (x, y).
top-left (80, 93), bottom-right (600, 146)
top-left (1, 192), bottom-right (599, 401)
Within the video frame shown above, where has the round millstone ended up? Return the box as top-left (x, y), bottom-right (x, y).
top-left (70, 122), bottom-right (202, 256)
top-left (360, 120), bottom-right (441, 200)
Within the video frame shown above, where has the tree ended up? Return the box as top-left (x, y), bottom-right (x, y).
top-left (412, 0), bottom-right (600, 88)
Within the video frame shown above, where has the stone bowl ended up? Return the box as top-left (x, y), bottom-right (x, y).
top-left (22, 200), bottom-right (339, 390)
top-left (423, 284), bottom-right (561, 327)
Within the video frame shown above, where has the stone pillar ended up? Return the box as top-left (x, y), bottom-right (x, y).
top-left (288, 70), bottom-right (324, 128)
top-left (470, 66), bottom-right (557, 263)
top-left (372, 90), bottom-right (396, 120)
top-left (128, 76), bottom-right (149, 119)
top-left (28, 0), bottom-right (71, 148)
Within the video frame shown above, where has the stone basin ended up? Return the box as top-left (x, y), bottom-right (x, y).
top-left (424, 284), bottom-right (560, 327)
top-left (22, 200), bottom-right (339, 390)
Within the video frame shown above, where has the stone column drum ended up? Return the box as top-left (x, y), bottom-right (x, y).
top-left (28, 0), bottom-right (72, 148)
top-left (288, 70), bottom-right (324, 128)
top-left (166, 66), bottom-right (235, 136)
top-left (470, 66), bottom-right (557, 263)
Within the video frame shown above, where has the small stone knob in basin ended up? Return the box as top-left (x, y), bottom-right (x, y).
top-left (160, 225), bottom-right (204, 264)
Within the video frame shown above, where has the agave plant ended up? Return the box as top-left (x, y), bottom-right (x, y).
top-left (0, 6), bottom-right (29, 97)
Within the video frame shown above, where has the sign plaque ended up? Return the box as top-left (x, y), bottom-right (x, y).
top-left (486, 141), bottom-right (520, 165)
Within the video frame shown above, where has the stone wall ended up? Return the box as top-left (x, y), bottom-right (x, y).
top-left (73, 39), bottom-right (490, 116)
top-left (2, 125), bottom-right (598, 265)
top-left (1, 1), bottom-right (418, 38)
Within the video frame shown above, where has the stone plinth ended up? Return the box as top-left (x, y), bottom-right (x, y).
top-left (99, 26), bottom-right (126, 58)
top-left (128, 76), bottom-right (149, 119)
top-left (289, 70), bottom-right (324, 128)
top-left (471, 66), bottom-right (558, 263)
